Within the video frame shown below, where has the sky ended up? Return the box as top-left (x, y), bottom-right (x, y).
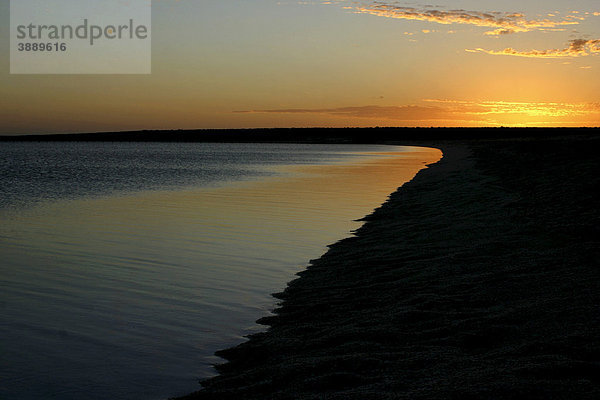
top-left (1, 0), bottom-right (599, 134)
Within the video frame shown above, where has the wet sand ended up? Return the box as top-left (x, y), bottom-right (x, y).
top-left (178, 135), bottom-right (599, 399)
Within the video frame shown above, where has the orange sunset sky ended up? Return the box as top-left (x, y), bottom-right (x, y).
top-left (1, 0), bottom-right (599, 134)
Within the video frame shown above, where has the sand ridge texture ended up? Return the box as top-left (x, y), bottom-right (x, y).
top-left (178, 136), bottom-right (600, 400)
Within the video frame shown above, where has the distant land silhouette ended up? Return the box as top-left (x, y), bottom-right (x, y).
top-left (1, 127), bottom-right (598, 144)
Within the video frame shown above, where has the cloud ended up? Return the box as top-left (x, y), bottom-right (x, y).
top-left (313, 2), bottom-right (599, 64)
top-left (349, 3), bottom-right (580, 35)
top-left (235, 101), bottom-right (600, 123)
top-left (423, 99), bottom-right (600, 118)
top-left (235, 105), bottom-right (456, 121)
top-left (466, 38), bottom-right (600, 58)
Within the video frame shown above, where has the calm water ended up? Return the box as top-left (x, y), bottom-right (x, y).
top-left (0, 142), bottom-right (441, 400)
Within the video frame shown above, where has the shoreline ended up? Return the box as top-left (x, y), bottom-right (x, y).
top-left (176, 135), bottom-right (599, 399)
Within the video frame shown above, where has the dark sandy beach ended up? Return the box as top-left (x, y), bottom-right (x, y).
top-left (177, 134), bottom-right (599, 399)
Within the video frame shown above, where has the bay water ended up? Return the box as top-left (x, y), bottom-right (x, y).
top-left (0, 142), bottom-right (441, 399)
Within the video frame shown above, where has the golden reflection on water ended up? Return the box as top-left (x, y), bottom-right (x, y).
top-left (6, 147), bottom-right (442, 268)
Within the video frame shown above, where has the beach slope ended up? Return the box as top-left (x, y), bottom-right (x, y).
top-left (178, 135), bottom-right (599, 399)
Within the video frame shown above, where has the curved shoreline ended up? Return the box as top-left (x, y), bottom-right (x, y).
top-left (177, 136), bottom-right (599, 399)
